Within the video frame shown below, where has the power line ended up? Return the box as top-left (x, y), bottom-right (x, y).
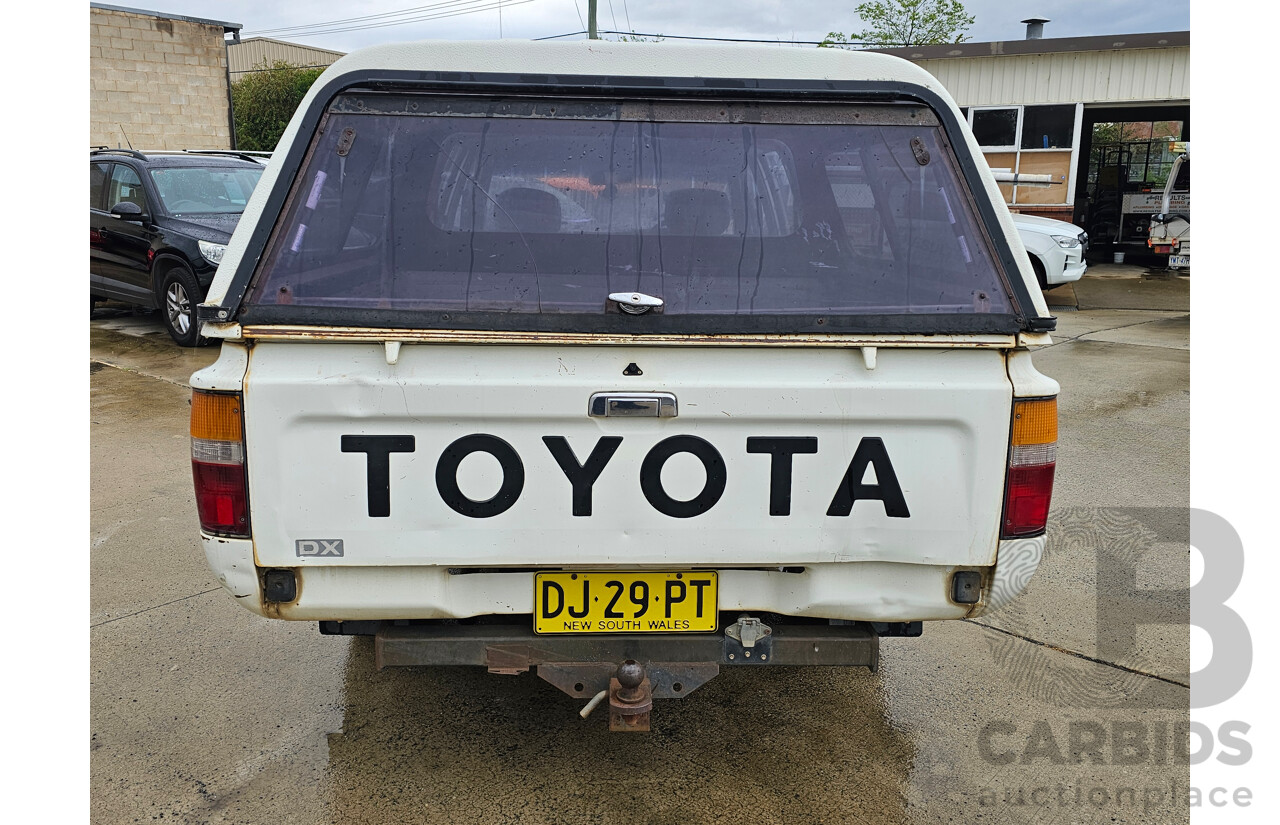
top-left (229, 63), bottom-right (336, 75)
top-left (247, 0), bottom-right (491, 36)
top-left (244, 0), bottom-right (538, 39)
top-left (248, 1), bottom-right (530, 38)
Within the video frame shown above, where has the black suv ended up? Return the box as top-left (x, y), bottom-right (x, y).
top-left (90, 148), bottom-right (265, 345)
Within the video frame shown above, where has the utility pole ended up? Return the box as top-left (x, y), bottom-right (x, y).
top-left (588, 0), bottom-right (599, 39)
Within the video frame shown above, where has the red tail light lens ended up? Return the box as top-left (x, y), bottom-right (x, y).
top-left (193, 462), bottom-right (250, 534)
top-left (191, 391), bottom-right (250, 537)
top-left (1004, 464), bottom-right (1056, 537)
top-left (1002, 398), bottom-right (1057, 538)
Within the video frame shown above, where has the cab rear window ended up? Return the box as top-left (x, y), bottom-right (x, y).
top-left (245, 94), bottom-right (1013, 321)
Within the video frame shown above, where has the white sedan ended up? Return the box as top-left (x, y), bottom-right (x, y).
top-left (1011, 212), bottom-right (1088, 290)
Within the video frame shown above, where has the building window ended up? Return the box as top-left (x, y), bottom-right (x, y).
top-left (1020, 105), bottom-right (1075, 150)
top-left (965, 103), bottom-right (1082, 208)
top-left (972, 108), bottom-right (1019, 149)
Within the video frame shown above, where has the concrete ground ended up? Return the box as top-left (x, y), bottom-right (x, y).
top-left (1043, 262), bottom-right (1191, 314)
top-left (90, 275), bottom-right (1191, 824)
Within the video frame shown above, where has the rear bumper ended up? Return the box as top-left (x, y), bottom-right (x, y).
top-left (375, 620), bottom-right (880, 674)
top-left (202, 535), bottom-right (1044, 622)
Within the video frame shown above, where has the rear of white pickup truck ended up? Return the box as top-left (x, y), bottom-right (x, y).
top-left (190, 41), bottom-right (1058, 728)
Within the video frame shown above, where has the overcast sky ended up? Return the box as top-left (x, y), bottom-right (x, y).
top-left (128, 0), bottom-right (1190, 53)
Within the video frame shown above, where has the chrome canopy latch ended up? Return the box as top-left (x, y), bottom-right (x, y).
top-left (608, 291), bottom-right (664, 315)
top-left (724, 615), bottom-right (774, 665)
top-left (588, 392), bottom-right (677, 418)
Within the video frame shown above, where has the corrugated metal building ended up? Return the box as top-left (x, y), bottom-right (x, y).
top-left (228, 37), bottom-right (345, 78)
top-left (878, 28), bottom-right (1190, 244)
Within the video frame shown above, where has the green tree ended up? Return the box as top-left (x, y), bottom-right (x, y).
top-left (821, 0), bottom-right (975, 48)
top-left (231, 60), bottom-right (325, 152)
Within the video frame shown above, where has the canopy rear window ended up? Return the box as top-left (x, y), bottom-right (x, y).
top-left (244, 94), bottom-right (1015, 329)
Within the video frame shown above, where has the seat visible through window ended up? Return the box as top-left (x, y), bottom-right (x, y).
top-left (108, 165), bottom-right (147, 211)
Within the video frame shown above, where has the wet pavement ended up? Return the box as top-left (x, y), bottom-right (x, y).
top-left (1043, 263), bottom-right (1191, 314)
top-left (90, 279), bottom-right (1191, 824)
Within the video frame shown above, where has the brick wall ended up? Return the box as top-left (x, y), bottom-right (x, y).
top-left (90, 8), bottom-right (232, 150)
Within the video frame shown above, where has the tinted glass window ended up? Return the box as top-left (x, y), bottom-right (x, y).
top-left (248, 96), bottom-right (1011, 318)
top-left (1020, 105), bottom-right (1075, 150)
top-left (972, 109), bottom-right (1018, 148)
top-left (108, 165), bottom-right (147, 211)
top-left (91, 162), bottom-right (111, 210)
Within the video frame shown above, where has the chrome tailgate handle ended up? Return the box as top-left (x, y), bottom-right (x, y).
top-left (588, 392), bottom-right (677, 418)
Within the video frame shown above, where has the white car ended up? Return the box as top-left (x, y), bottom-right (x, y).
top-left (1011, 212), bottom-right (1088, 290)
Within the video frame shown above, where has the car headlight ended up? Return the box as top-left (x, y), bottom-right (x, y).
top-left (198, 240), bottom-right (227, 265)
top-left (1051, 235), bottom-right (1080, 249)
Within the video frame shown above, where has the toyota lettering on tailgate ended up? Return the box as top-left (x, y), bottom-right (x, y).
top-left (340, 434), bottom-right (910, 519)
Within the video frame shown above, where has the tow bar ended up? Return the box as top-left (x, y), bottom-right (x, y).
top-left (607, 660), bottom-right (653, 732)
top-left (372, 615), bottom-right (882, 731)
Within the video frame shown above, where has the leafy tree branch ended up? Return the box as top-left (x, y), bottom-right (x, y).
top-left (821, 0), bottom-right (975, 48)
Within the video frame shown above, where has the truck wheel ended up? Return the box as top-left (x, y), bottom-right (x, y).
top-left (158, 265), bottom-right (206, 347)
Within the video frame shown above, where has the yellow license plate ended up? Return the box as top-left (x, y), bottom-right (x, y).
top-left (534, 571), bottom-right (718, 634)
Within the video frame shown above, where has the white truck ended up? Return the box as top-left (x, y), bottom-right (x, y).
top-left (190, 41), bottom-right (1059, 729)
top-left (1147, 142), bottom-right (1190, 268)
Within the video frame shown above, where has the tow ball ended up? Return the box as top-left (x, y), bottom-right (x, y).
top-left (605, 660), bottom-right (653, 732)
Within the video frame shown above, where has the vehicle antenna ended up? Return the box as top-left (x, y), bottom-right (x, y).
top-left (119, 125), bottom-right (134, 151)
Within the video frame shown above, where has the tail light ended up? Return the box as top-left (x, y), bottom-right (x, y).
top-left (1002, 397), bottom-right (1057, 538)
top-left (191, 390), bottom-right (250, 536)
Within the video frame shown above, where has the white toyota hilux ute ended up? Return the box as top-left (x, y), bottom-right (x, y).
top-left (190, 41), bottom-right (1059, 729)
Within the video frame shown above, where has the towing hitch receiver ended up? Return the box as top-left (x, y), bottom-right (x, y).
top-left (608, 660), bottom-right (653, 732)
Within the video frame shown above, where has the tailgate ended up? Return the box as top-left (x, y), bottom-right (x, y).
top-left (244, 342), bottom-right (1011, 568)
